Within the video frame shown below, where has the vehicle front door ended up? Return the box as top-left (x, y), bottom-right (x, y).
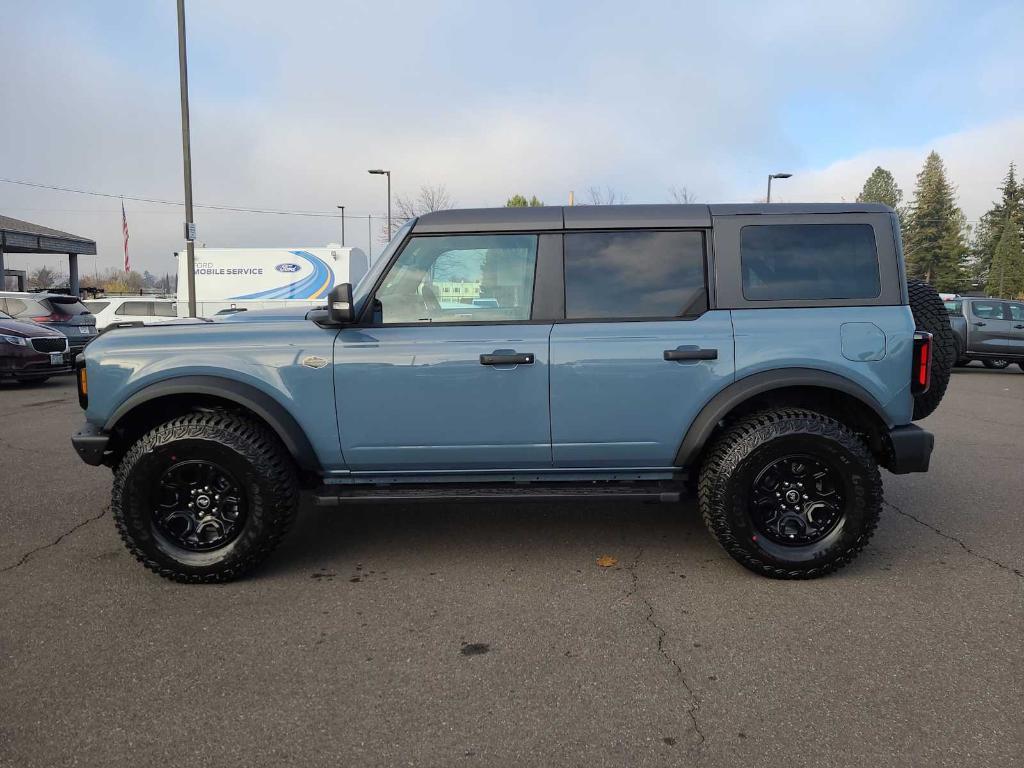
top-left (548, 230), bottom-right (734, 467)
top-left (968, 300), bottom-right (1012, 355)
top-left (333, 232), bottom-right (555, 472)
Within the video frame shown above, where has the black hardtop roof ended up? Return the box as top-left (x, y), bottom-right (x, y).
top-left (412, 202), bottom-right (894, 233)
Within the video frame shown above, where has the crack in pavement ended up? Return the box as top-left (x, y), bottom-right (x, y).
top-left (884, 501), bottom-right (1022, 578)
top-left (626, 547), bottom-right (707, 760)
top-left (0, 506), bottom-right (110, 574)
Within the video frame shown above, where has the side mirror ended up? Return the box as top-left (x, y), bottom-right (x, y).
top-left (327, 283), bottom-right (354, 324)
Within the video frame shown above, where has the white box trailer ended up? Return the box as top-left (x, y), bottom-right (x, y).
top-left (175, 245), bottom-right (368, 317)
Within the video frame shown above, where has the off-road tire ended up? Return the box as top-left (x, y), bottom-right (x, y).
top-left (698, 408), bottom-right (883, 579)
top-left (112, 412), bottom-right (299, 583)
top-left (907, 280), bottom-right (954, 420)
top-left (982, 359), bottom-right (1010, 370)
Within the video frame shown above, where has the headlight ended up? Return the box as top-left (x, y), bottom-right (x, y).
top-left (0, 334), bottom-right (27, 346)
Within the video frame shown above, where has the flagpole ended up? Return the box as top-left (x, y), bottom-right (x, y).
top-left (177, 0), bottom-right (198, 317)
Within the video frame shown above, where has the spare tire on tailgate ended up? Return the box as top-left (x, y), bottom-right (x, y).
top-left (907, 280), bottom-right (955, 420)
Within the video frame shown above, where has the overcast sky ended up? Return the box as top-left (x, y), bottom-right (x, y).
top-left (1, 0), bottom-right (1021, 277)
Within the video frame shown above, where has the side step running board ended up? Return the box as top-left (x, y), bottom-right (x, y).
top-left (313, 484), bottom-right (683, 506)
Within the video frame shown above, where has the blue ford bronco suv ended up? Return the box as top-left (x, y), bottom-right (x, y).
top-left (71, 203), bottom-right (954, 582)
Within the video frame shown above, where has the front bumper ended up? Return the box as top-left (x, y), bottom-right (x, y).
top-left (886, 424), bottom-right (934, 474)
top-left (72, 421), bottom-right (110, 466)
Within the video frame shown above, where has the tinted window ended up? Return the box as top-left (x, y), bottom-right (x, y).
top-left (84, 301), bottom-right (110, 313)
top-left (564, 231), bottom-right (706, 319)
top-left (1008, 303), bottom-right (1024, 322)
top-left (376, 234), bottom-right (537, 323)
top-left (740, 224), bottom-right (880, 301)
top-left (117, 301), bottom-right (154, 315)
top-left (971, 301), bottom-right (1003, 320)
top-left (45, 296), bottom-right (91, 315)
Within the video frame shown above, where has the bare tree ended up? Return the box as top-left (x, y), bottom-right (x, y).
top-left (668, 185), bottom-right (697, 204)
top-left (383, 184), bottom-right (455, 241)
top-left (28, 266), bottom-right (66, 289)
top-left (585, 186), bottom-right (628, 205)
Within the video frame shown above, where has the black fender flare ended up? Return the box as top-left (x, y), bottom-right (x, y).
top-left (105, 375), bottom-right (321, 472)
top-left (674, 368), bottom-right (891, 468)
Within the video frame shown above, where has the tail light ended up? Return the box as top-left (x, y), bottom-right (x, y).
top-left (911, 331), bottom-right (932, 394)
top-left (31, 312), bottom-right (68, 322)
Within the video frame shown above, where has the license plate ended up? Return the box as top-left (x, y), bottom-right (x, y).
top-left (50, 352), bottom-right (63, 365)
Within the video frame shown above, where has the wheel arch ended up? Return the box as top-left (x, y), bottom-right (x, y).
top-left (676, 369), bottom-right (893, 470)
top-left (104, 375), bottom-right (321, 474)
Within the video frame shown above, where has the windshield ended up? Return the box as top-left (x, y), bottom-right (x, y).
top-left (352, 219), bottom-right (416, 315)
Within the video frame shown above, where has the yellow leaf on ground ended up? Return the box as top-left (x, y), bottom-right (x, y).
top-left (596, 555), bottom-right (618, 568)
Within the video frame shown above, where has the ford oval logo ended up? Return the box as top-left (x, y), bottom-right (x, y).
top-left (276, 263), bottom-right (301, 273)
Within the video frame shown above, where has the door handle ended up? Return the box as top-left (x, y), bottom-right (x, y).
top-left (664, 347), bottom-right (718, 362)
top-left (974, 321), bottom-right (987, 327)
top-left (1015, 324), bottom-right (1024, 329)
top-left (480, 352), bottom-right (534, 365)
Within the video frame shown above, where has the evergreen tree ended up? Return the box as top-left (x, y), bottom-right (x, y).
top-left (904, 151), bottom-right (968, 291)
top-left (505, 194), bottom-right (544, 207)
top-left (970, 163), bottom-right (1023, 291)
top-left (856, 166), bottom-right (904, 216)
top-left (989, 215), bottom-right (1024, 298)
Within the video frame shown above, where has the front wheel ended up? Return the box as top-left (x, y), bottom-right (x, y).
top-left (698, 409), bottom-right (882, 579)
top-left (112, 412), bottom-right (299, 583)
top-left (982, 359), bottom-right (1010, 369)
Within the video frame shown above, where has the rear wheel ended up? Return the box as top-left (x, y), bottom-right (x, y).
top-left (982, 359), bottom-right (1010, 369)
top-left (907, 280), bottom-right (954, 419)
top-left (698, 409), bottom-right (882, 579)
top-left (112, 412), bottom-right (299, 583)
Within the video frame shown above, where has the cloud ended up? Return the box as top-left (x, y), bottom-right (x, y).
top-left (773, 116), bottom-right (1024, 221)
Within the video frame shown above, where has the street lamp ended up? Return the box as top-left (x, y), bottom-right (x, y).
top-left (368, 169), bottom-right (391, 239)
top-left (766, 172), bottom-right (792, 203)
top-left (336, 205), bottom-right (345, 246)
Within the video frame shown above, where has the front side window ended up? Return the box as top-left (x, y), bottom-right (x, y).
top-left (375, 234), bottom-right (537, 324)
top-left (153, 302), bottom-right (178, 317)
top-left (564, 231), bottom-right (706, 319)
top-left (740, 224), bottom-right (880, 301)
top-left (971, 301), bottom-right (1003, 320)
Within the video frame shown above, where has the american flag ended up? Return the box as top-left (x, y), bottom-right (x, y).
top-left (121, 200), bottom-right (130, 272)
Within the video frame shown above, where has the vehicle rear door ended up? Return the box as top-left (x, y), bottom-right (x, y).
top-left (1006, 302), bottom-right (1024, 357)
top-left (549, 229), bottom-right (734, 467)
top-left (967, 299), bottom-right (1012, 355)
top-left (332, 232), bottom-right (557, 472)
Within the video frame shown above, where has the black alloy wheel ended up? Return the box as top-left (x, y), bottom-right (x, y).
top-left (153, 460), bottom-right (246, 552)
top-left (750, 454), bottom-right (844, 546)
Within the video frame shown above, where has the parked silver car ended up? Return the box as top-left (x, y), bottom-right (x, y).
top-left (947, 297), bottom-right (1024, 370)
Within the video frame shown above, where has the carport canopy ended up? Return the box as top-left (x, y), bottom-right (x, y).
top-left (0, 215), bottom-right (97, 295)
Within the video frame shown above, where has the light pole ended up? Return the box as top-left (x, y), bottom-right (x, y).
top-left (336, 205), bottom-right (345, 246)
top-left (176, 0), bottom-right (197, 317)
top-left (368, 169), bottom-right (391, 239)
top-left (766, 172), bottom-right (792, 203)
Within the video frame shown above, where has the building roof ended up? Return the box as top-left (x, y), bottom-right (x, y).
top-left (412, 203), bottom-right (895, 233)
top-left (0, 215), bottom-right (97, 255)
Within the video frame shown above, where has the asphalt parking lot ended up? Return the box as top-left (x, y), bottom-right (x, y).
top-left (1, 368), bottom-right (1021, 768)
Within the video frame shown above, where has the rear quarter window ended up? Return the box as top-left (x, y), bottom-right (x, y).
top-left (740, 224), bottom-right (880, 301)
top-left (943, 300), bottom-right (963, 316)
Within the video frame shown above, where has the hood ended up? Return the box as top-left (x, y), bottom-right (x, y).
top-left (215, 307), bottom-right (315, 323)
top-left (0, 316), bottom-right (64, 338)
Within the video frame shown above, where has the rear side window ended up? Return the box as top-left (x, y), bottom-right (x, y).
top-left (5, 298), bottom-right (48, 317)
top-left (117, 301), bottom-right (154, 315)
top-left (971, 301), bottom-right (1002, 320)
top-left (84, 301), bottom-right (110, 313)
top-left (1008, 303), bottom-right (1024, 322)
top-left (563, 231), bottom-right (706, 319)
top-left (740, 224), bottom-right (880, 301)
